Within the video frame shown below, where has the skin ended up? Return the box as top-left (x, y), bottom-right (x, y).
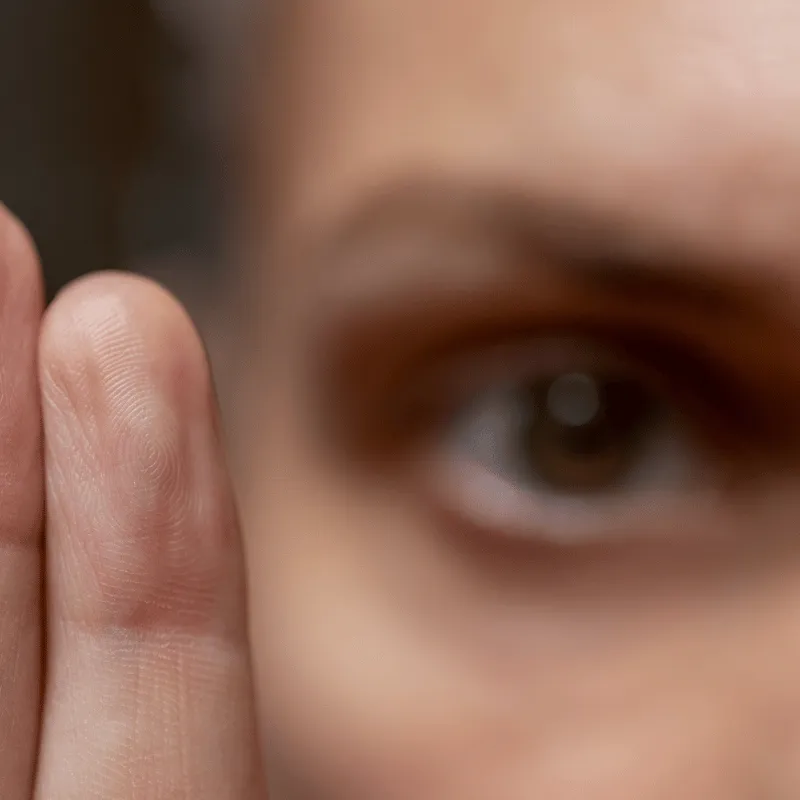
top-left (1, 0), bottom-right (800, 797)
top-left (241, 1), bottom-right (800, 797)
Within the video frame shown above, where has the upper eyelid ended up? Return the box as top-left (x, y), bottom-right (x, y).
top-left (312, 251), bottom-right (800, 476)
top-left (430, 331), bottom-right (794, 451)
top-left (315, 232), bottom-right (796, 397)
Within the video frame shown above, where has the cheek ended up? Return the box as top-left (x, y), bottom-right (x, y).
top-left (242, 481), bottom-right (800, 799)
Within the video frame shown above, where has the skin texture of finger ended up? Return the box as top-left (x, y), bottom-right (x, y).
top-left (36, 274), bottom-right (266, 799)
top-left (0, 207), bottom-right (45, 798)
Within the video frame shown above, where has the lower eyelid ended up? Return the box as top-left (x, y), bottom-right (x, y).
top-left (417, 450), bottom-right (732, 547)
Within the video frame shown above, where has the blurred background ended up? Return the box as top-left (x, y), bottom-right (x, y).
top-left (0, 0), bottom-right (248, 314)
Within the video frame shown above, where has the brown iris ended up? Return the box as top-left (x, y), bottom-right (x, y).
top-left (520, 372), bottom-right (658, 493)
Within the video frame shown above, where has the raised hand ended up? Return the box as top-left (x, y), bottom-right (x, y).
top-left (0, 205), bottom-right (267, 799)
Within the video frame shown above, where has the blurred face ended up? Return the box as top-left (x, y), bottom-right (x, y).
top-left (238, 1), bottom-right (800, 797)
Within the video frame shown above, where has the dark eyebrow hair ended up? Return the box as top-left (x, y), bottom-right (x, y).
top-left (318, 177), bottom-right (784, 323)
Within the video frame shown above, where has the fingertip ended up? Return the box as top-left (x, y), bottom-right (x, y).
top-left (42, 270), bottom-right (200, 354)
top-left (40, 271), bottom-right (212, 417)
top-left (41, 270), bottom-right (237, 634)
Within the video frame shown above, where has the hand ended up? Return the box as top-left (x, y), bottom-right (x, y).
top-left (0, 206), bottom-right (267, 798)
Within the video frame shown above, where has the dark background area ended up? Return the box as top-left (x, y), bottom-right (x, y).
top-left (0, 0), bottom-right (224, 300)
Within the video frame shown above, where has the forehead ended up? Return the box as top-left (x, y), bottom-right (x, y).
top-left (269, 0), bottom-right (800, 263)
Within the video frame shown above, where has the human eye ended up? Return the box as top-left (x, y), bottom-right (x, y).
top-left (401, 332), bottom-right (781, 547)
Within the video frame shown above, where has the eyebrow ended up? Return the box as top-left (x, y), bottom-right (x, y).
top-left (317, 178), bottom-right (785, 322)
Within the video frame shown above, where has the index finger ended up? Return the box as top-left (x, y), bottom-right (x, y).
top-left (36, 274), bottom-right (266, 799)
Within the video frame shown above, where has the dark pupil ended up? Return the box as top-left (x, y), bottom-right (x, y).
top-left (522, 373), bottom-right (656, 492)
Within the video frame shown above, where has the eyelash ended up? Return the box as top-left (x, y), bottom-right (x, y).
top-left (388, 324), bottom-right (774, 462)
